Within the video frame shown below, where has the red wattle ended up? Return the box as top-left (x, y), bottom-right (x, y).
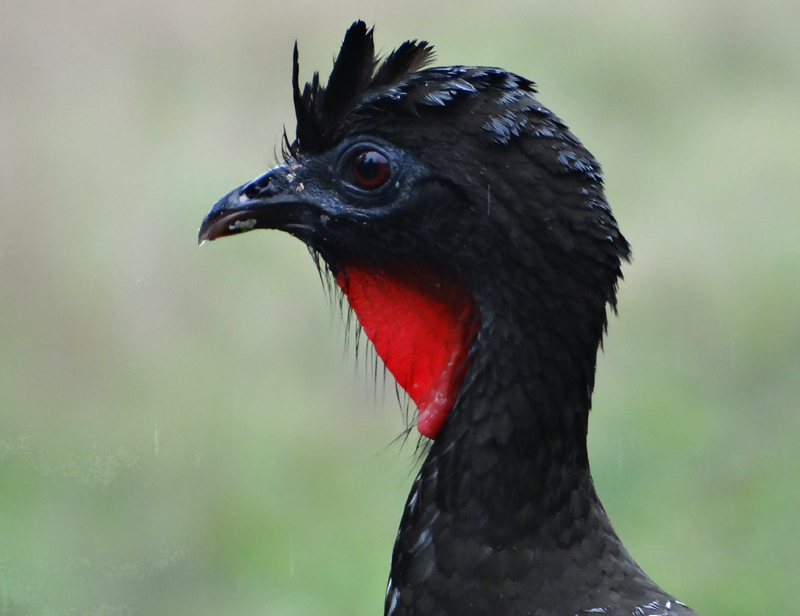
top-left (334, 263), bottom-right (480, 439)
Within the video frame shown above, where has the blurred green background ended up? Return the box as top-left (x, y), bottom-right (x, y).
top-left (1, 0), bottom-right (798, 614)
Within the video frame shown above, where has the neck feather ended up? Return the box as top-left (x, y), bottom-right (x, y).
top-left (384, 308), bottom-right (669, 615)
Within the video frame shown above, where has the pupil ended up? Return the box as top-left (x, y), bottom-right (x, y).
top-left (358, 152), bottom-right (382, 179)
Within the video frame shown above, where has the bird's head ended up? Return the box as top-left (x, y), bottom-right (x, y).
top-left (199, 21), bottom-right (630, 440)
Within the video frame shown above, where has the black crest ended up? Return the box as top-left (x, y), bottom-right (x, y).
top-left (290, 21), bottom-right (434, 155)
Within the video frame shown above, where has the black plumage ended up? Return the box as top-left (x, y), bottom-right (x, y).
top-left (199, 21), bottom-right (698, 616)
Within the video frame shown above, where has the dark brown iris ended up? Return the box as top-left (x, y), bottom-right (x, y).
top-left (351, 150), bottom-right (390, 189)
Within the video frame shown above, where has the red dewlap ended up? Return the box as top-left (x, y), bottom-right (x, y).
top-left (335, 263), bottom-right (480, 439)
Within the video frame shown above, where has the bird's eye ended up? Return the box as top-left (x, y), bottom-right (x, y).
top-left (350, 150), bottom-right (391, 190)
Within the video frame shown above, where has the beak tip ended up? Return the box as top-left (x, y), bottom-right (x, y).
top-left (197, 186), bottom-right (247, 246)
top-left (197, 223), bottom-right (213, 245)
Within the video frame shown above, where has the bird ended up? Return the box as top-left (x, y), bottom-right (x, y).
top-left (199, 21), bottom-right (699, 616)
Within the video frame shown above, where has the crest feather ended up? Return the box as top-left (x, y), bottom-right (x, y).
top-left (372, 39), bottom-right (435, 88)
top-left (290, 21), bottom-right (434, 155)
top-left (323, 21), bottom-right (376, 128)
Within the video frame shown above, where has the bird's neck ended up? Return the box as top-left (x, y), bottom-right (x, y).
top-left (396, 311), bottom-right (601, 543)
top-left (384, 311), bottom-right (665, 615)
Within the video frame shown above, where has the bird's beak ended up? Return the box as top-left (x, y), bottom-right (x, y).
top-left (198, 165), bottom-right (309, 244)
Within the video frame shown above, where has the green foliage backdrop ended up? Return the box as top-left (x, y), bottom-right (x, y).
top-left (1, 1), bottom-right (798, 614)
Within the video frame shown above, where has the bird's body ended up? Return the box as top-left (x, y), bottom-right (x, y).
top-left (200, 22), bottom-right (698, 616)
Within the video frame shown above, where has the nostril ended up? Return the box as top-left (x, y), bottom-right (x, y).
top-left (242, 173), bottom-right (273, 199)
top-left (242, 180), bottom-right (263, 200)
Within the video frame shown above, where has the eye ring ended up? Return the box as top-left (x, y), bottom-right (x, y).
top-left (350, 149), bottom-right (391, 190)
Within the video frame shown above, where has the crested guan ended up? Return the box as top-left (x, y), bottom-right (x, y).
top-left (199, 21), bottom-right (698, 616)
